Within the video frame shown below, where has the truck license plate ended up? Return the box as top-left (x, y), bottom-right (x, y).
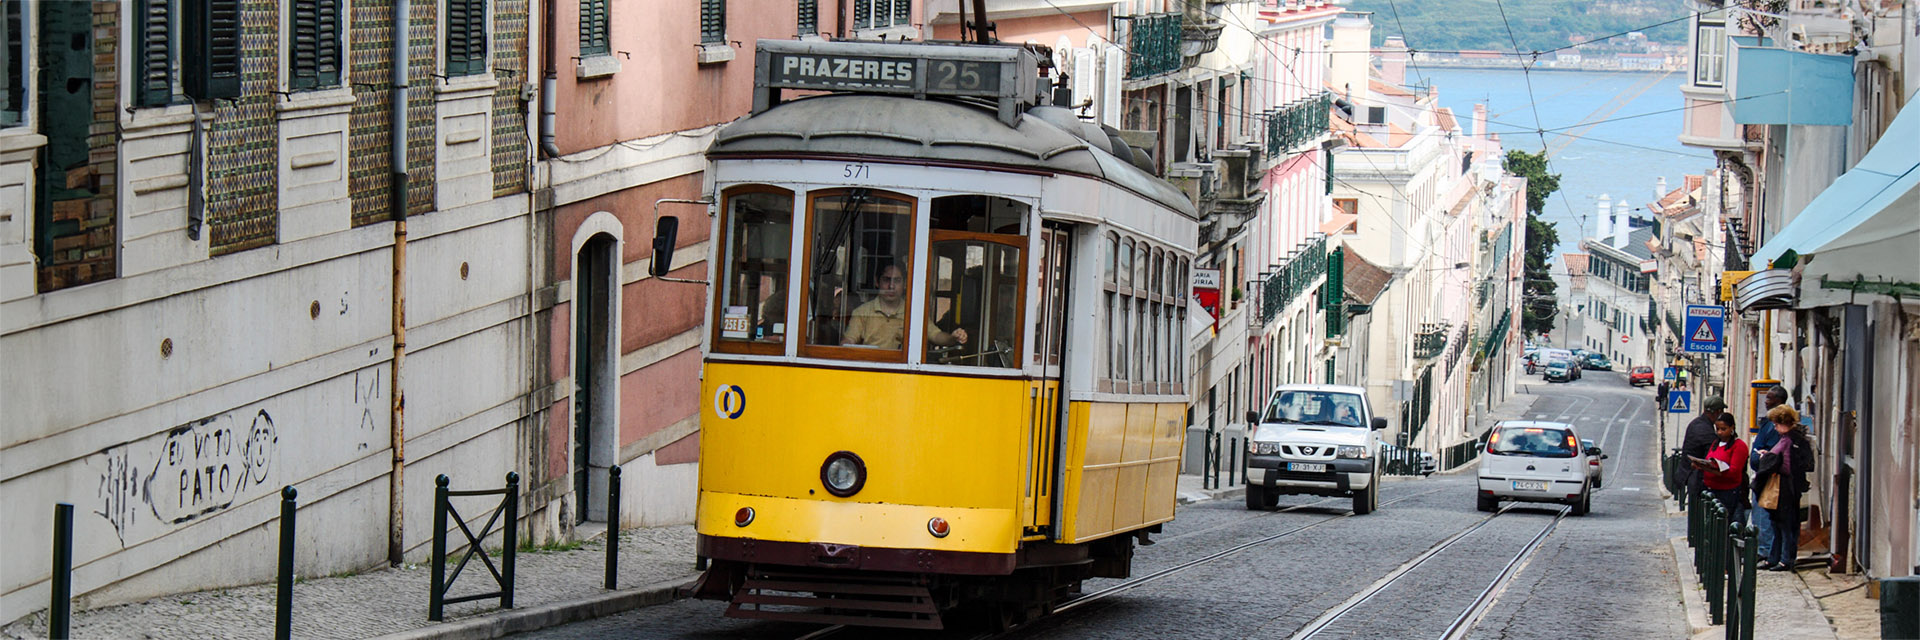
top-left (1512, 480), bottom-right (1548, 491)
top-left (1288, 463), bottom-right (1327, 473)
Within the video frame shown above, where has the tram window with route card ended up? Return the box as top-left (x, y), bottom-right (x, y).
top-left (714, 187), bottom-right (794, 353)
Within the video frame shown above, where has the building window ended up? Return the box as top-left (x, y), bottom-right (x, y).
top-left (700, 0), bottom-right (725, 44)
top-left (132, 0), bottom-right (173, 106)
top-left (4, 0), bottom-right (27, 123)
top-left (853, 0), bottom-right (909, 31)
top-left (1694, 23), bottom-right (1725, 87)
top-left (445, 0), bottom-right (487, 76)
top-left (579, 0), bottom-right (609, 57)
top-left (797, 0), bottom-right (817, 36)
top-left (289, 0), bottom-right (343, 90)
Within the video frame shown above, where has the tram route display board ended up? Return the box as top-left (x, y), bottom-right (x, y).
top-left (753, 40), bottom-right (1040, 126)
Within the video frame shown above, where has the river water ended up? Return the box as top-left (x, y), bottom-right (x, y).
top-left (1408, 67), bottom-right (1711, 254)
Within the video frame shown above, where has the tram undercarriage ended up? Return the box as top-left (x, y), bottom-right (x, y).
top-left (685, 531), bottom-right (1146, 630)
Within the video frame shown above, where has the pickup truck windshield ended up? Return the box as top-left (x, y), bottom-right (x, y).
top-left (1260, 391), bottom-right (1366, 427)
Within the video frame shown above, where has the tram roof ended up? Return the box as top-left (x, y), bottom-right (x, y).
top-left (707, 94), bottom-right (1198, 219)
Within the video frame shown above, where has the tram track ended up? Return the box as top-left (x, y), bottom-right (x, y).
top-left (793, 486), bottom-right (1450, 640)
top-left (1282, 504), bottom-right (1568, 640)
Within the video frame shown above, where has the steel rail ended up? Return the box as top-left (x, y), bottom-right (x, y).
top-left (1438, 507), bottom-right (1567, 640)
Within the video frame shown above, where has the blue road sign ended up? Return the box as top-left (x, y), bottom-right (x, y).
top-left (1663, 366), bottom-right (1677, 381)
top-left (1684, 305), bottom-right (1726, 353)
top-left (1667, 390), bottom-right (1693, 414)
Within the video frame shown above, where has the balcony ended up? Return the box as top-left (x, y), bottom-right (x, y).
top-left (1258, 234), bottom-right (1329, 326)
top-left (1412, 322), bottom-right (1450, 360)
top-left (1267, 92), bottom-right (1331, 157)
top-left (1120, 13), bottom-right (1182, 80)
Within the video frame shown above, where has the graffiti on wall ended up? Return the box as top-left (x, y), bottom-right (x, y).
top-left (91, 409), bottom-right (280, 546)
top-left (355, 369), bottom-right (381, 449)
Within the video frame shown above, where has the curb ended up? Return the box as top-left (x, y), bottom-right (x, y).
top-left (1177, 485), bottom-right (1245, 505)
top-left (365, 577), bottom-right (686, 640)
top-left (1669, 535), bottom-right (1717, 638)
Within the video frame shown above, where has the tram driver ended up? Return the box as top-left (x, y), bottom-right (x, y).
top-left (841, 262), bottom-right (968, 350)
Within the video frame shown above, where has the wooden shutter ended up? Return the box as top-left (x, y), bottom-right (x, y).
top-left (579, 0), bottom-right (608, 57)
top-left (291, 0), bottom-right (341, 89)
top-left (796, 0), bottom-right (816, 37)
top-left (134, 0), bottom-right (171, 106)
top-left (184, 0), bottom-right (241, 100)
top-left (446, 0), bottom-right (487, 77)
top-left (890, 0), bottom-right (908, 28)
top-left (853, 0), bottom-right (869, 30)
top-left (699, 0), bottom-right (724, 44)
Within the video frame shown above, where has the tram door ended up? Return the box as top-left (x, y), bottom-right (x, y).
top-left (1026, 224), bottom-right (1073, 534)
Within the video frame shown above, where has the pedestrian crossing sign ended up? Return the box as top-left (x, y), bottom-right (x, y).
top-left (1667, 390), bottom-right (1692, 413)
top-left (1691, 321), bottom-right (1716, 343)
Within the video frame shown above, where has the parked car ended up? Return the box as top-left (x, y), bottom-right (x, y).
top-left (1244, 384), bottom-right (1386, 515)
top-left (1581, 439), bottom-right (1608, 488)
top-left (1583, 353), bottom-right (1613, 370)
top-left (1477, 422), bottom-right (1594, 515)
top-left (1628, 366), bottom-right (1655, 386)
top-left (1417, 451), bottom-right (1437, 477)
top-left (1543, 359), bottom-right (1579, 383)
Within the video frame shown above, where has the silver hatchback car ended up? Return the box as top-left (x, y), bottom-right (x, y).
top-left (1476, 422), bottom-right (1594, 516)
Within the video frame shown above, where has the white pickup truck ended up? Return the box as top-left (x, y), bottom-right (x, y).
top-left (1243, 384), bottom-right (1386, 514)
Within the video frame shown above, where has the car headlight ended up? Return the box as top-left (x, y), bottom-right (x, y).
top-left (1337, 445), bottom-right (1372, 459)
top-left (1249, 441), bottom-right (1278, 455)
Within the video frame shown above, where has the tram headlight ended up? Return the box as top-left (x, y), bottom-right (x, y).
top-left (820, 451), bottom-right (866, 497)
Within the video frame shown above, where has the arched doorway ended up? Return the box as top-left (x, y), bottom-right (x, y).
top-left (574, 233), bottom-right (619, 523)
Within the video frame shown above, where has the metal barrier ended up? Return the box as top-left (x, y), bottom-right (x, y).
top-left (1724, 525), bottom-right (1758, 640)
top-left (428, 472), bottom-right (519, 621)
top-left (1377, 442), bottom-right (1426, 476)
top-left (277, 487), bottom-right (297, 640)
top-left (1701, 496), bottom-right (1728, 624)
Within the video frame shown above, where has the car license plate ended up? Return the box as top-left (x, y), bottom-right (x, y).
top-left (1288, 463), bottom-right (1327, 473)
top-left (1512, 480), bottom-right (1548, 491)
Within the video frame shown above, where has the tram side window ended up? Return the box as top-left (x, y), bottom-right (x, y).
top-left (714, 187), bottom-right (794, 354)
top-left (925, 195), bottom-right (1027, 368)
top-left (803, 190), bottom-right (915, 359)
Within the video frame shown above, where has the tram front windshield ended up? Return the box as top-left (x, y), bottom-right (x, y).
top-left (1259, 391), bottom-right (1365, 427)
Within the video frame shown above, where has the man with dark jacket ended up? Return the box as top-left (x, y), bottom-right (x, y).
top-left (1750, 386), bottom-right (1790, 559)
top-left (1679, 396), bottom-right (1726, 512)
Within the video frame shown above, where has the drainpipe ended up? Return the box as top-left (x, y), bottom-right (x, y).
top-left (538, 0), bottom-right (560, 158)
top-left (387, 0), bottom-right (411, 567)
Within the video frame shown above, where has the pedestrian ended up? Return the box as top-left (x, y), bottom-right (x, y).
top-left (1692, 412), bottom-right (1749, 524)
top-left (1678, 368), bottom-right (1689, 389)
top-left (1749, 385), bottom-right (1789, 560)
top-left (1656, 379), bottom-right (1669, 408)
top-left (1678, 396), bottom-right (1726, 512)
top-left (1753, 403), bottom-right (1813, 571)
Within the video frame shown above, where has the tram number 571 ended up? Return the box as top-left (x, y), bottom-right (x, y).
top-left (843, 163), bottom-right (871, 179)
top-left (928, 60), bottom-right (995, 92)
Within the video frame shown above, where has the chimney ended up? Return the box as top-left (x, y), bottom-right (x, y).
top-left (1654, 176), bottom-right (1668, 204)
top-left (1596, 193), bottom-right (1612, 240)
top-left (1330, 14), bottom-right (1373, 108)
top-left (1472, 103), bottom-right (1488, 140)
top-left (1380, 36), bottom-right (1410, 87)
top-left (1612, 201), bottom-right (1630, 249)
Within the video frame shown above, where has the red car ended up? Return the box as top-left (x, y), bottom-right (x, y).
top-left (1629, 366), bottom-right (1655, 386)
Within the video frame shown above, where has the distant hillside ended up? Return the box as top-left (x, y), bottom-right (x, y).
top-left (1342, 0), bottom-right (1690, 54)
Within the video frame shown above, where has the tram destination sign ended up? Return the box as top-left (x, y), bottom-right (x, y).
top-left (753, 40), bottom-right (1040, 126)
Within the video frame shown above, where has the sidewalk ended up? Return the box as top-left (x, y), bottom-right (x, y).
top-left (1, 525), bottom-right (700, 640)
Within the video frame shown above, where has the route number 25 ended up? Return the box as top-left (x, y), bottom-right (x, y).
top-left (929, 61), bottom-right (986, 91)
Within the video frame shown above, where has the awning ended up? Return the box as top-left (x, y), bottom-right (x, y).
top-left (1752, 91), bottom-right (1920, 308)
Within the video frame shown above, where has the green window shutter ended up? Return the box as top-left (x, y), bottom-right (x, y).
top-left (290, 0), bottom-right (341, 90)
top-left (797, 0), bottom-right (816, 36)
top-left (890, 0), bottom-right (908, 27)
top-left (446, 0), bottom-right (487, 77)
top-left (853, 0), bottom-right (870, 30)
top-left (579, 0), bottom-right (608, 57)
top-left (184, 0), bottom-right (242, 100)
top-left (134, 0), bottom-right (171, 106)
top-left (700, 0), bottom-right (725, 44)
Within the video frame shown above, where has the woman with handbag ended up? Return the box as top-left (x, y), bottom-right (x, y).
top-left (1753, 404), bottom-right (1813, 571)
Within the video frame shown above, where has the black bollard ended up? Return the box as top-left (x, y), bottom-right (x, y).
top-left (1228, 439), bottom-right (1238, 487)
top-left (50, 503), bottom-right (73, 640)
top-left (429, 475), bottom-right (450, 621)
top-left (605, 465), bottom-right (621, 590)
top-left (277, 487), bottom-right (297, 640)
top-left (502, 472), bottom-right (518, 610)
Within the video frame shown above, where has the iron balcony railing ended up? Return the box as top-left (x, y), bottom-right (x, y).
top-left (1121, 13), bottom-right (1182, 79)
top-left (1259, 234), bottom-right (1329, 326)
top-left (1412, 322), bottom-right (1450, 360)
top-left (1266, 91), bottom-right (1332, 156)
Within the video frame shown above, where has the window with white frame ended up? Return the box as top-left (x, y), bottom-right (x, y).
top-left (3, 0), bottom-right (25, 123)
top-left (1694, 22), bottom-right (1726, 87)
top-left (853, 0), bottom-right (910, 31)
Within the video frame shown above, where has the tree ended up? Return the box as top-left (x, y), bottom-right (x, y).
top-left (1503, 149), bottom-right (1562, 338)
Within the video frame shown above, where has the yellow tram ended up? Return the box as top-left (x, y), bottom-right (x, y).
top-left (680, 39), bottom-right (1199, 629)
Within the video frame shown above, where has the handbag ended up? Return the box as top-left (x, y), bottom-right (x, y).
top-left (1758, 474), bottom-right (1782, 510)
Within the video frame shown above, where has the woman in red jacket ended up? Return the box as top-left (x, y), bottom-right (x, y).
top-left (1696, 412), bottom-right (1749, 524)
